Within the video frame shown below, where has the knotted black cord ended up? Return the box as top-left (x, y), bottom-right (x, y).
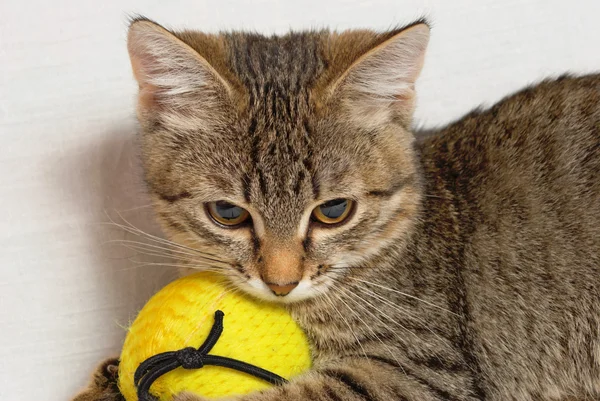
top-left (134, 310), bottom-right (288, 401)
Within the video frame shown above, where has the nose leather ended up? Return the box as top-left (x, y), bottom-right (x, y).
top-left (266, 282), bottom-right (299, 296)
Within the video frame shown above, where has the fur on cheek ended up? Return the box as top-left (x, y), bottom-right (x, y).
top-left (341, 188), bottom-right (421, 266)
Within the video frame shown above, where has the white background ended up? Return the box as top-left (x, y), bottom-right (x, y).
top-left (1, 1), bottom-right (599, 400)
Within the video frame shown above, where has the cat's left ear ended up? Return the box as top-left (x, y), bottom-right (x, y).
top-left (330, 23), bottom-right (430, 124)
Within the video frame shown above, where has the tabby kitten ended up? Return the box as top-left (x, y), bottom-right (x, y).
top-left (73, 17), bottom-right (600, 401)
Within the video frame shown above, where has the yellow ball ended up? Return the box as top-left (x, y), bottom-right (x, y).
top-left (118, 272), bottom-right (311, 400)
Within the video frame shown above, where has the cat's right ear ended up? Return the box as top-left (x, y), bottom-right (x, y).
top-left (127, 18), bottom-right (231, 112)
top-left (327, 23), bottom-right (430, 125)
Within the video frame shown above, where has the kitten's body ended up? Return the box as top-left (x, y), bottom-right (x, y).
top-left (414, 75), bottom-right (600, 399)
top-left (73, 21), bottom-right (600, 401)
top-left (287, 74), bottom-right (600, 401)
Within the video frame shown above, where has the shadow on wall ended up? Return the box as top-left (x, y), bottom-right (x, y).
top-left (95, 122), bottom-right (179, 315)
top-left (57, 119), bottom-right (179, 364)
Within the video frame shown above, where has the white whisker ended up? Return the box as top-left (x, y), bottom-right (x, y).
top-left (104, 210), bottom-right (222, 258)
top-left (341, 286), bottom-right (420, 342)
top-left (107, 239), bottom-right (230, 267)
top-left (355, 285), bottom-right (446, 343)
top-left (349, 277), bottom-right (458, 316)
top-left (317, 287), bottom-right (370, 362)
top-left (100, 211), bottom-right (234, 273)
top-left (333, 287), bottom-right (404, 373)
top-left (105, 239), bottom-right (199, 257)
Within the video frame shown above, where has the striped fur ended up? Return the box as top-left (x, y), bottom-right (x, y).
top-left (72, 18), bottom-right (600, 401)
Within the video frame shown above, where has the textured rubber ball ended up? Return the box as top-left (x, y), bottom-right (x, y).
top-left (118, 272), bottom-right (312, 400)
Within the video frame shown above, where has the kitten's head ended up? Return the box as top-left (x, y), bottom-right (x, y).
top-left (127, 18), bottom-right (429, 303)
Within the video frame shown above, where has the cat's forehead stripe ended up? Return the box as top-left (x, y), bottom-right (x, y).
top-left (223, 33), bottom-right (327, 209)
top-left (225, 32), bottom-right (324, 95)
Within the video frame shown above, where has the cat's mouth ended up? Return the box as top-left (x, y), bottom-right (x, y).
top-left (247, 279), bottom-right (316, 303)
top-left (228, 267), bottom-right (340, 304)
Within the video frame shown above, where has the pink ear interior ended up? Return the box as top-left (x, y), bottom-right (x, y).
top-left (337, 23), bottom-right (430, 110)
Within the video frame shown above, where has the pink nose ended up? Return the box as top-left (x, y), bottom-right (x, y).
top-left (266, 282), bottom-right (299, 296)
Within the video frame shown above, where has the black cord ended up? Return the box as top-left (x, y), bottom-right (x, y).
top-left (134, 310), bottom-right (288, 401)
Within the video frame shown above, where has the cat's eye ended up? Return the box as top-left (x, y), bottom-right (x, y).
top-left (206, 201), bottom-right (250, 227)
top-left (312, 199), bottom-right (354, 225)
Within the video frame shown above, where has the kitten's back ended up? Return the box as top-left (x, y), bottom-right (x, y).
top-left (421, 73), bottom-right (600, 225)
top-left (417, 74), bottom-right (600, 399)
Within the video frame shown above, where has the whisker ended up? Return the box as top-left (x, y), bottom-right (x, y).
top-left (126, 251), bottom-right (214, 266)
top-left (108, 239), bottom-right (231, 267)
top-left (107, 243), bottom-right (194, 262)
top-left (353, 285), bottom-right (423, 323)
top-left (339, 286), bottom-right (418, 341)
top-left (102, 212), bottom-right (233, 268)
top-left (349, 277), bottom-right (458, 316)
top-left (316, 287), bottom-right (370, 362)
top-left (354, 285), bottom-right (446, 343)
top-left (130, 261), bottom-right (228, 273)
top-left (112, 243), bottom-right (202, 263)
top-left (104, 211), bottom-right (222, 258)
top-left (105, 239), bottom-right (200, 257)
top-left (99, 211), bottom-right (244, 287)
top-left (114, 204), bottom-right (154, 212)
top-left (341, 286), bottom-right (421, 342)
top-left (333, 287), bottom-right (405, 373)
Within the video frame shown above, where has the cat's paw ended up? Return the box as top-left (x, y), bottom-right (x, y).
top-left (172, 393), bottom-right (211, 401)
top-left (71, 357), bottom-right (124, 401)
top-left (173, 392), bottom-right (245, 401)
top-left (97, 358), bottom-right (120, 381)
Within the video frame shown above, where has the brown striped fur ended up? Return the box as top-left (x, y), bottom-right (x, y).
top-left (72, 18), bottom-right (600, 401)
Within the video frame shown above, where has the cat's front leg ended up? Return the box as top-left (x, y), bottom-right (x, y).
top-left (174, 356), bottom-right (450, 401)
top-left (71, 358), bottom-right (125, 401)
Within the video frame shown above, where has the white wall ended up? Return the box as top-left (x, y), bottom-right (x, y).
top-left (1, 1), bottom-right (599, 400)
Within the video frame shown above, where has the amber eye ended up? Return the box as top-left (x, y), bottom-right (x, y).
top-left (312, 199), bottom-right (354, 225)
top-left (207, 201), bottom-right (250, 227)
